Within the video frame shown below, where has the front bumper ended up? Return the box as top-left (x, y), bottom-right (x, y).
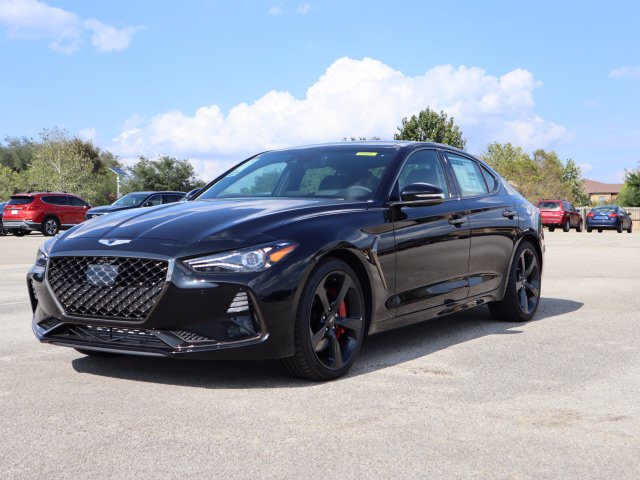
top-left (28, 253), bottom-right (300, 360)
top-left (3, 220), bottom-right (41, 231)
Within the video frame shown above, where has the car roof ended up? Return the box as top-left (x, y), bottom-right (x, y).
top-left (127, 191), bottom-right (185, 195)
top-left (271, 141), bottom-right (470, 156)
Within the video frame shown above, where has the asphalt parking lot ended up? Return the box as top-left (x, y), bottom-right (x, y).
top-left (1, 231), bottom-right (639, 479)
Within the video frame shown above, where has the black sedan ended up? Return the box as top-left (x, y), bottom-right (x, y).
top-left (28, 142), bottom-right (544, 380)
top-left (85, 191), bottom-right (185, 220)
top-left (586, 205), bottom-right (633, 233)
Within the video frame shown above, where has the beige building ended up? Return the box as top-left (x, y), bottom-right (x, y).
top-left (584, 179), bottom-right (623, 205)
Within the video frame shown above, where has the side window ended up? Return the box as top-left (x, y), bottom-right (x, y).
top-left (68, 196), bottom-right (87, 207)
top-left (481, 166), bottom-right (498, 192)
top-left (397, 150), bottom-right (450, 196)
top-left (447, 154), bottom-right (489, 197)
top-left (146, 195), bottom-right (162, 206)
top-left (161, 194), bottom-right (180, 204)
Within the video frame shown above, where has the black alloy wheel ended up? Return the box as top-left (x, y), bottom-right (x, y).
top-left (42, 217), bottom-right (59, 236)
top-left (563, 219), bottom-right (571, 232)
top-left (489, 242), bottom-right (541, 322)
top-left (282, 259), bottom-right (366, 381)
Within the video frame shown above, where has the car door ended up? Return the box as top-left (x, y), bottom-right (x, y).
top-left (444, 152), bottom-right (519, 298)
top-left (390, 148), bottom-right (471, 316)
top-left (42, 196), bottom-right (65, 224)
top-left (68, 196), bottom-right (89, 224)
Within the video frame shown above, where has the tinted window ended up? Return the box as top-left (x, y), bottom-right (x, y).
top-left (200, 146), bottom-right (396, 200)
top-left (161, 194), bottom-right (182, 204)
top-left (8, 196), bottom-right (34, 205)
top-left (592, 206), bottom-right (616, 213)
top-left (112, 193), bottom-right (148, 206)
top-left (397, 149), bottom-right (449, 196)
top-left (68, 196), bottom-right (87, 207)
top-left (447, 154), bottom-right (489, 197)
top-left (42, 196), bottom-right (68, 205)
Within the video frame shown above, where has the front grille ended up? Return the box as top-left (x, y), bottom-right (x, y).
top-left (48, 256), bottom-right (168, 320)
top-left (50, 324), bottom-right (169, 349)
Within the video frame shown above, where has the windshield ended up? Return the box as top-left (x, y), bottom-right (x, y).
top-left (199, 146), bottom-right (398, 201)
top-left (112, 193), bottom-right (148, 207)
top-left (537, 201), bottom-right (560, 210)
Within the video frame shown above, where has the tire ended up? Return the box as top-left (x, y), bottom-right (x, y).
top-left (576, 220), bottom-right (583, 232)
top-left (598, 229), bottom-right (603, 233)
top-left (548, 227), bottom-right (555, 232)
top-left (11, 229), bottom-right (26, 237)
top-left (281, 259), bottom-right (366, 381)
top-left (562, 219), bottom-right (570, 232)
top-left (587, 227), bottom-right (592, 233)
top-left (628, 222), bottom-right (633, 234)
top-left (489, 241), bottom-right (541, 322)
top-left (617, 222), bottom-right (623, 234)
top-left (42, 217), bottom-right (60, 236)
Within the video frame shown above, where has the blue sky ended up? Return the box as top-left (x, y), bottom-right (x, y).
top-left (1, 0), bottom-right (639, 182)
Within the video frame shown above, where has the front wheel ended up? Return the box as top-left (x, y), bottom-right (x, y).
top-left (576, 221), bottom-right (583, 232)
top-left (562, 219), bottom-right (570, 232)
top-left (617, 222), bottom-right (623, 233)
top-left (281, 259), bottom-right (366, 381)
top-left (489, 242), bottom-right (541, 322)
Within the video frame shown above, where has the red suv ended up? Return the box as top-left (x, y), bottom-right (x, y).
top-left (2, 192), bottom-right (90, 236)
top-left (536, 199), bottom-right (583, 232)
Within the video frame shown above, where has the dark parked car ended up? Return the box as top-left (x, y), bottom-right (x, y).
top-left (85, 191), bottom-right (185, 220)
top-left (0, 201), bottom-right (8, 235)
top-left (586, 205), bottom-right (633, 233)
top-left (28, 142), bottom-right (544, 380)
top-left (2, 192), bottom-right (91, 236)
top-left (536, 199), bottom-right (583, 232)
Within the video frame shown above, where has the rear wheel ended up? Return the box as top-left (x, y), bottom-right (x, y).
top-left (617, 222), bottom-right (623, 233)
top-left (281, 259), bottom-right (366, 381)
top-left (576, 220), bottom-right (583, 232)
top-left (489, 242), bottom-right (541, 322)
top-left (42, 217), bottom-right (60, 236)
top-left (562, 219), bottom-right (570, 232)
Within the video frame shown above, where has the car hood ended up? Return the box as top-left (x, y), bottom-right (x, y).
top-left (53, 198), bottom-right (368, 255)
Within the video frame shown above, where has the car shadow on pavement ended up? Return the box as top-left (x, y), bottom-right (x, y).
top-left (71, 297), bottom-right (583, 388)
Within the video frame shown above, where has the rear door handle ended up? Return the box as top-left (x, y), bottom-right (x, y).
top-left (502, 210), bottom-right (517, 219)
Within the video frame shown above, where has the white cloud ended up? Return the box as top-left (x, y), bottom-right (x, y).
top-left (111, 57), bottom-right (569, 180)
top-left (297, 3), bottom-right (313, 14)
top-left (609, 66), bottom-right (640, 79)
top-left (269, 6), bottom-right (283, 15)
top-left (83, 19), bottom-right (141, 52)
top-left (578, 162), bottom-right (593, 173)
top-left (78, 128), bottom-right (97, 142)
top-left (0, 0), bottom-right (140, 53)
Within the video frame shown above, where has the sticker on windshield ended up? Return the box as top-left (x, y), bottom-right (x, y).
top-left (355, 152), bottom-right (378, 156)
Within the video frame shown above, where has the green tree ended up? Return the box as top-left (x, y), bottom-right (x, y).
top-left (482, 143), bottom-right (539, 199)
top-left (394, 107), bottom-right (466, 149)
top-left (532, 149), bottom-right (572, 201)
top-left (562, 159), bottom-right (590, 206)
top-left (125, 155), bottom-right (205, 192)
top-left (618, 164), bottom-right (640, 206)
top-left (0, 164), bottom-right (28, 200)
top-left (0, 136), bottom-right (36, 172)
top-left (27, 128), bottom-right (96, 200)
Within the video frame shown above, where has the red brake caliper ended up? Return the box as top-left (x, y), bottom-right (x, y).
top-left (336, 301), bottom-right (347, 340)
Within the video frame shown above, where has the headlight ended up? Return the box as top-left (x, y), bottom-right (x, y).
top-left (35, 246), bottom-right (48, 267)
top-left (183, 241), bottom-right (298, 273)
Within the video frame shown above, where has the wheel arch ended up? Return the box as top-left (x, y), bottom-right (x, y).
top-left (497, 231), bottom-right (544, 300)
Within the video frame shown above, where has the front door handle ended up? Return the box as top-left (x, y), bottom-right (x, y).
top-left (502, 210), bottom-right (517, 219)
top-left (448, 214), bottom-right (466, 227)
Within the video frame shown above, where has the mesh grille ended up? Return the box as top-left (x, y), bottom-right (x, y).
top-left (48, 256), bottom-right (168, 320)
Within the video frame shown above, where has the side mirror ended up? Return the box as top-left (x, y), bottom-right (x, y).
top-left (399, 183), bottom-right (445, 205)
top-left (142, 201), bottom-right (152, 207)
top-left (186, 188), bottom-right (201, 200)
